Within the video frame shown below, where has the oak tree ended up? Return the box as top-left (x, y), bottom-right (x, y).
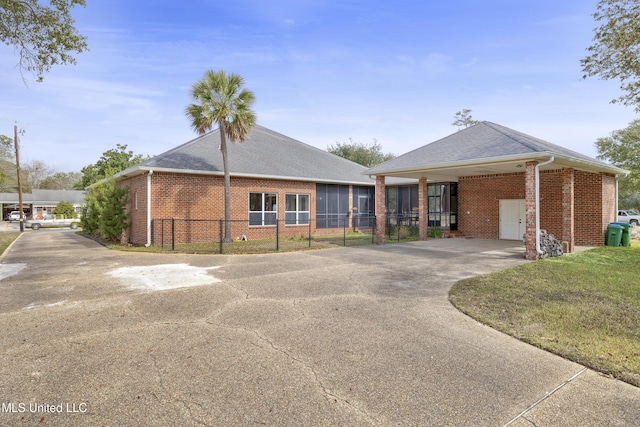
top-left (1, 0), bottom-right (88, 81)
top-left (581, 0), bottom-right (640, 110)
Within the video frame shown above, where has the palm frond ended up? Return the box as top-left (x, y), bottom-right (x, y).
top-left (185, 68), bottom-right (256, 141)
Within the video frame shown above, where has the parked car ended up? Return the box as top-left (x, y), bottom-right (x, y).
top-left (617, 210), bottom-right (640, 226)
top-left (25, 215), bottom-right (80, 230)
top-left (8, 211), bottom-right (23, 221)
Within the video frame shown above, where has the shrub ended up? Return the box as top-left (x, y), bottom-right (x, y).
top-left (81, 179), bottom-right (129, 242)
top-left (52, 200), bottom-right (77, 218)
top-left (387, 224), bottom-right (419, 240)
top-left (427, 227), bottom-right (442, 238)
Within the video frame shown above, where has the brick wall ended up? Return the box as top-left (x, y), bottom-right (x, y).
top-left (602, 174), bottom-right (617, 230)
top-left (375, 175), bottom-right (386, 244)
top-left (562, 168), bottom-right (575, 253)
top-left (539, 169), bottom-right (563, 238)
top-left (121, 172), bottom-right (332, 245)
top-left (574, 171), bottom-right (617, 246)
top-left (458, 172), bottom-right (525, 239)
top-left (124, 173), bottom-right (149, 245)
top-left (525, 162), bottom-right (537, 260)
top-left (458, 169), bottom-right (613, 248)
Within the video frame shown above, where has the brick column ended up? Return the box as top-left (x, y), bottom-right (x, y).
top-left (375, 175), bottom-right (386, 245)
top-left (525, 161), bottom-right (538, 260)
top-left (418, 177), bottom-right (427, 240)
top-left (562, 168), bottom-right (575, 253)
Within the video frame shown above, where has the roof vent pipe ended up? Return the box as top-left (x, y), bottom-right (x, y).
top-left (536, 156), bottom-right (554, 256)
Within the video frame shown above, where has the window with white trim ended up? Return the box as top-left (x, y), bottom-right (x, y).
top-left (285, 194), bottom-right (310, 225)
top-left (249, 193), bottom-right (277, 226)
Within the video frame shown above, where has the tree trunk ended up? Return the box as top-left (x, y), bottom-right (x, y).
top-left (219, 122), bottom-right (233, 243)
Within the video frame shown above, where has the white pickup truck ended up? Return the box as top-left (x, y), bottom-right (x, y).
top-left (25, 215), bottom-right (80, 230)
top-left (617, 210), bottom-right (640, 226)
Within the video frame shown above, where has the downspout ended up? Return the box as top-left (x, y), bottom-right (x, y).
top-left (145, 170), bottom-right (153, 247)
top-left (536, 156), bottom-right (554, 256)
top-left (615, 175), bottom-right (619, 216)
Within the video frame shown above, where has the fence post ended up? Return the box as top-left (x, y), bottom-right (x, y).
top-left (171, 218), bottom-right (175, 251)
top-left (343, 214), bottom-right (347, 246)
top-left (276, 219), bottom-right (280, 251)
top-left (385, 216), bottom-right (389, 239)
top-left (161, 219), bottom-right (165, 248)
top-left (372, 216), bottom-right (376, 244)
top-left (219, 220), bottom-right (223, 254)
top-left (151, 219), bottom-right (154, 246)
top-left (308, 219), bottom-right (311, 248)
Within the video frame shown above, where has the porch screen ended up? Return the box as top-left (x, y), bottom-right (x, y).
top-left (316, 184), bottom-right (349, 228)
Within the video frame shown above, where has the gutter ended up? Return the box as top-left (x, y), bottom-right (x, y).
top-left (145, 170), bottom-right (153, 247)
top-left (536, 156), bottom-right (555, 256)
top-left (113, 166), bottom-right (374, 186)
top-left (363, 152), bottom-right (628, 178)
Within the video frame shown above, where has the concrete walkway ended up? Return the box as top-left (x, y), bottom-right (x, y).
top-left (0, 230), bottom-right (638, 426)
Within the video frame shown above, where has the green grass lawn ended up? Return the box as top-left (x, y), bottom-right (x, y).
top-left (449, 242), bottom-right (640, 387)
top-left (0, 232), bottom-right (20, 255)
top-left (112, 232), bottom-right (376, 254)
top-left (111, 236), bottom-right (337, 254)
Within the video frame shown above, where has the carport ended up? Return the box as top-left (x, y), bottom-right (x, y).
top-left (365, 122), bottom-right (628, 260)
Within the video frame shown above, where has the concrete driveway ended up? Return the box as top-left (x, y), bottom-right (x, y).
top-left (0, 230), bottom-right (638, 426)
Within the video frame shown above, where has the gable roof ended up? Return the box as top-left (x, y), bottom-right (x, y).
top-left (365, 121), bottom-right (627, 180)
top-left (117, 125), bottom-right (375, 185)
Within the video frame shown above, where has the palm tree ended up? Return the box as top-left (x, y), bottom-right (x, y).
top-left (185, 70), bottom-right (256, 242)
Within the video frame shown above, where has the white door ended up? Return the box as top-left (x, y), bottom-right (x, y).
top-left (499, 199), bottom-right (525, 240)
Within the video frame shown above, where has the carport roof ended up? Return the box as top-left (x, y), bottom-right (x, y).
top-left (364, 122), bottom-right (628, 181)
top-left (0, 189), bottom-right (86, 205)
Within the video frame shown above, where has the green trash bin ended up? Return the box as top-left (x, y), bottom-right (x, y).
top-left (607, 223), bottom-right (624, 246)
top-left (611, 222), bottom-right (631, 247)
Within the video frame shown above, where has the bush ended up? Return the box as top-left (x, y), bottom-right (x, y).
top-left (52, 201), bottom-right (77, 218)
top-left (81, 179), bottom-right (129, 242)
top-left (387, 225), bottom-right (419, 240)
top-left (427, 227), bottom-right (442, 238)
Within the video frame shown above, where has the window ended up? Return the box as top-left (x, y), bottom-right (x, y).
top-left (249, 193), bottom-right (277, 226)
top-left (285, 194), bottom-right (310, 225)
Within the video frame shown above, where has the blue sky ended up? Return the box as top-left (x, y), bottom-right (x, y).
top-left (0, 0), bottom-right (636, 173)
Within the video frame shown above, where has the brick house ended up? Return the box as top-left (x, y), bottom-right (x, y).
top-left (364, 122), bottom-right (628, 260)
top-left (115, 125), bottom-right (377, 246)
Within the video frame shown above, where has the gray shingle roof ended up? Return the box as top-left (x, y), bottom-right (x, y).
top-left (365, 121), bottom-right (623, 176)
top-left (135, 125), bottom-right (374, 185)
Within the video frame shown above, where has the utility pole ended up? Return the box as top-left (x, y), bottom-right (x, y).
top-left (14, 124), bottom-right (24, 232)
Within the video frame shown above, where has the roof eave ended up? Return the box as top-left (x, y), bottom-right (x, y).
top-left (115, 166), bottom-right (375, 186)
top-left (364, 153), bottom-right (549, 176)
top-left (364, 152), bottom-right (629, 177)
top-left (551, 153), bottom-right (628, 176)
